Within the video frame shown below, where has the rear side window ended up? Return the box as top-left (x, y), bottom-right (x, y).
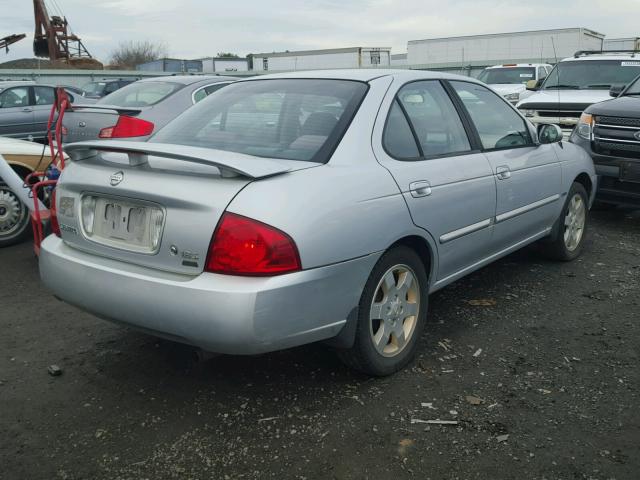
top-left (194, 83), bottom-right (229, 103)
top-left (450, 81), bottom-right (532, 150)
top-left (383, 80), bottom-right (471, 160)
top-left (99, 81), bottom-right (182, 107)
top-left (34, 86), bottom-right (55, 105)
top-left (151, 79), bottom-right (368, 163)
top-left (383, 101), bottom-right (420, 159)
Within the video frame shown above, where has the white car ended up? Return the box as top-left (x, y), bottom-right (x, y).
top-left (517, 51), bottom-right (640, 138)
top-left (477, 63), bottom-right (552, 104)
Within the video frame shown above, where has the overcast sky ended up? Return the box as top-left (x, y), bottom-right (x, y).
top-left (1, 0), bottom-right (638, 63)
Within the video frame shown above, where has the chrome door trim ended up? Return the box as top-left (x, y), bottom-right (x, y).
top-left (495, 194), bottom-right (560, 223)
top-left (439, 218), bottom-right (492, 244)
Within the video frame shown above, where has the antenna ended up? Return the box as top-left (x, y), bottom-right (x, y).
top-left (551, 36), bottom-right (561, 138)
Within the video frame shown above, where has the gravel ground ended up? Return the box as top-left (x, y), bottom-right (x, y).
top-left (1, 208), bottom-right (639, 480)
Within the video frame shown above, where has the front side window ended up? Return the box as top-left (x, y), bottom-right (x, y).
top-left (392, 81), bottom-right (471, 158)
top-left (151, 79), bottom-right (368, 163)
top-left (98, 81), bottom-right (182, 107)
top-left (543, 60), bottom-right (640, 90)
top-left (0, 87), bottom-right (29, 108)
top-left (477, 67), bottom-right (536, 85)
top-left (450, 81), bottom-right (532, 150)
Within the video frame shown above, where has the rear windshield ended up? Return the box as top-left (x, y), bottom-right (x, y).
top-left (82, 82), bottom-right (106, 95)
top-left (150, 79), bottom-right (368, 163)
top-left (98, 81), bottom-right (183, 107)
top-left (543, 60), bottom-right (640, 90)
top-left (477, 67), bottom-right (536, 84)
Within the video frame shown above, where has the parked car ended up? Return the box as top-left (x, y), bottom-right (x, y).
top-left (63, 75), bottom-right (237, 143)
top-left (0, 136), bottom-right (65, 246)
top-left (517, 51), bottom-right (640, 138)
top-left (477, 63), bottom-right (552, 104)
top-left (0, 82), bottom-right (94, 142)
top-left (40, 70), bottom-right (596, 376)
top-left (570, 73), bottom-right (640, 206)
top-left (80, 79), bottom-right (136, 99)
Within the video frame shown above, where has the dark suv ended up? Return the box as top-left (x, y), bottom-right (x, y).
top-left (81, 79), bottom-right (136, 99)
top-left (570, 73), bottom-right (640, 206)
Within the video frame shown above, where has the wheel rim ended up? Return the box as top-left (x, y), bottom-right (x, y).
top-left (0, 186), bottom-right (28, 237)
top-left (563, 193), bottom-right (586, 252)
top-left (369, 264), bottom-right (420, 358)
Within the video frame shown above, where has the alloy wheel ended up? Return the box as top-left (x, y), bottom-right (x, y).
top-left (0, 186), bottom-right (27, 237)
top-left (369, 264), bottom-right (420, 357)
top-left (563, 193), bottom-right (586, 252)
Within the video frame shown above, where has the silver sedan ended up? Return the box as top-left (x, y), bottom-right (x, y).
top-left (40, 70), bottom-right (597, 376)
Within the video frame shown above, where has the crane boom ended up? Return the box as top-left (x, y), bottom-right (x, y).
top-left (33, 0), bottom-right (93, 61)
top-left (0, 34), bottom-right (26, 53)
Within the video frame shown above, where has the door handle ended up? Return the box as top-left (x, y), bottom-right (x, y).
top-left (409, 180), bottom-right (432, 198)
top-left (22, 107), bottom-right (33, 113)
top-left (496, 166), bottom-right (511, 180)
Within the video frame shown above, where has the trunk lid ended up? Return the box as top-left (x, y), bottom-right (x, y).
top-left (62, 105), bottom-right (147, 143)
top-left (55, 140), bottom-right (318, 274)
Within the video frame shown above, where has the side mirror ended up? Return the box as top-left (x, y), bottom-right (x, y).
top-left (538, 124), bottom-right (563, 144)
top-left (526, 79), bottom-right (540, 91)
top-left (609, 84), bottom-right (625, 97)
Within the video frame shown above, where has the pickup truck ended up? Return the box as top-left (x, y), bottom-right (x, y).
top-left (570, 73), bottom-right (640, 206)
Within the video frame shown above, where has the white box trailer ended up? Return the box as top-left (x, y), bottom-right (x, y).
top-left (251, 47), bottom-right (391, 71)
top-left (407, 28), bottom-right (605, 67)
top-left (201, 57), bottom-right (249, 73)
top-left (603, 37), bottom-right (640, 51)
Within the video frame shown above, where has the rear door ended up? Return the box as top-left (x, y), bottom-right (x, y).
top-left (32, 86), bottom-right (57, 140)
top-left (448, 80), bottom-right (562, 252)
top-left (373, 79), bottom-right (497, 283)
top-left (0, 86), bottom-right (34, 139)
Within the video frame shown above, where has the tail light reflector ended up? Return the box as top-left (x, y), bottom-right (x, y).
top-left (99, 116), bottom-right (154, 139)
top-left (50, 188), bottom-right (61, 237)
top-left (205, 213), bottom-right (301, 276)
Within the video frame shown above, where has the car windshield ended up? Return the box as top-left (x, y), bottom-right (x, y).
top-left (82, 82), bottom-right (106, 95)
top-left (543, 60), bottom-right (640, 90)
top-left (150, 79), bottom-right (369, 163)
top-left (623, 74), bottom-right (640, 95)
top-left (477, 67), bottom-right (536, 84)
top-left (97, 81), bottom-right (183, 107)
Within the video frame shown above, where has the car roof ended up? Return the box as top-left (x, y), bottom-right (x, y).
top-left (485, 63), bottom-right (551, 69)
top-left (241, 69), bottom-right (479, 83)
top-left (561, 54), bottom-right (640, 62)
top-left (137, 75), bottom-right (238, 85)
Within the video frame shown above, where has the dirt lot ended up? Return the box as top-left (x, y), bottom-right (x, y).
top-left (1, 208), bottom-right (639, 480)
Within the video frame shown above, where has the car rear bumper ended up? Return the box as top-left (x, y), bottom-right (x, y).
top-left (40, 236), bottom-right (380, 354)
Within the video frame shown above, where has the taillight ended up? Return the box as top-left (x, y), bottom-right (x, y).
top-left (98, 116), bottom-right (154, 139)
top-left (50, 188), bottom-right (61, 237)
top-left (205, 213), bottom-right (301, 276)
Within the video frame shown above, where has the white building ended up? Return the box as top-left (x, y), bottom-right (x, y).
top-left (250, 47), bottom-right (391, 71)
top-left (603, 37), bottom-right (640, 51)
top-left (201, 57), bottom-right (249, 73)
top-left (390, 53), bottom-right (408, 67)
top-left (407, 28), bottom-right (605, 67)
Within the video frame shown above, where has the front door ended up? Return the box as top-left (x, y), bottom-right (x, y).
top-left (0, 86), bottom-right (34, 139)
top-left (448, 81), bottom-right (562, 252)
top-left (373, 79), bottom-right (497, 284)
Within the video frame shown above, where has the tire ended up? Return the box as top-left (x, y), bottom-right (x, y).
top-left (0, 181), bottom-right (31, 247)
top-left (541, 182), bottom-right (589, 261)
top-left (337, 245), bottom-right (428, 376)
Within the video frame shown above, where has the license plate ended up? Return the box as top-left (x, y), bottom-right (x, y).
top-left (620, 162), bottom-right (640, 184)
top-left (82, 195), bottom-right (164, 253)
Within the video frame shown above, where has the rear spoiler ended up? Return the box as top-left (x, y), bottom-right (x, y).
top-left (63, 140), bottom-right (294, 179)
top-left (64, 104), bottom-right (143, 116)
